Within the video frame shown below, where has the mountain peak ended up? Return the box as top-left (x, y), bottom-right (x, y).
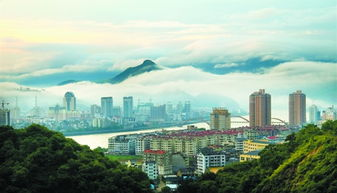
top-left (107, 60), bottom-right (161, 84)
top-left (142, 60), bottom-right (156, 66)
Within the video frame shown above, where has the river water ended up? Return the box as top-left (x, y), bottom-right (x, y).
top-left (67, 122), bottom-right (211, 149)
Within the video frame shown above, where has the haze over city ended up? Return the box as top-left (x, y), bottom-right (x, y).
top-left (0, 0), bottom-right (336, 120)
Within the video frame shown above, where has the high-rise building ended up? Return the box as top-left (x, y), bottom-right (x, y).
top-left (289, 90), bottom-right (306, 126)
top-left (11, 97), bottom-right (20, 120)
top-left (123, 96), bottom-right (133, 118)
top-left (210, 108), bottom-right (231, 130)
top-left (176, 102), bottom-right (184, 113)
top-left (90, 104), bottom-right (101, 118)
top-left (31, 96), bottom-right (41, 117)
top-left (113, 106), bottom-right (122, 117)
top-left (0, 101), bottom-right (10, 126)
top-left (249, 89), bottom-right (271, 127)
top-left (135, 102), bottom-right (153, 122)
top-left (63, 92), bottom-right (76, 111)
top-left (150, 105), bottom-right (167, 121)
top-left (48, 104), bottom-right (67, 121)
top-left (309, 105), bottom-right (320, 124)
top-left (183, 101), bottom-right (191, 120)
top-left (101, 97), bottom-right (113, 118)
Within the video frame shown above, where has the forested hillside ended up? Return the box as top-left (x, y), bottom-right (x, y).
top-left (0, 124), bottom-right (153, 193)
top-left (1, 121), bottom-right (336, 193)
top-left (177, 121), bottom-right (337, 193)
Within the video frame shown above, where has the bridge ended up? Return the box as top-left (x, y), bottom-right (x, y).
top-left (204, 116), bottom-right (288, 126)
top-left (231, 116), bottom-right (288, 126)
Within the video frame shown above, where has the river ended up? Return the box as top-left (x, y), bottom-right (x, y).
top-left (67, 122), bottom-right (210, 149)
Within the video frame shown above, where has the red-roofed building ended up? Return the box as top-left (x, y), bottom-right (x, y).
top-left (144, 149), bottom-right (166, 155)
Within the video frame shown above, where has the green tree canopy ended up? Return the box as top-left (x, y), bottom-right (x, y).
top-left (0, 124), bottom-right (153, 193)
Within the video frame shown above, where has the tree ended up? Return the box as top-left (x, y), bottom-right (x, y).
top-left (0, 124), bottom-right (153, 193)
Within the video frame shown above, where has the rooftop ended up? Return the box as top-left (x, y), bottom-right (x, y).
top-left (247, 140), bottom-right (273, 145)
top-left (144, 149), bottom-right (166, 155)
top-left (199, 147), bottom-right (226, 155)
top-left (243, 150), bottom-right (261, 156)
top-left (152, 129), bottom-right (242, 139)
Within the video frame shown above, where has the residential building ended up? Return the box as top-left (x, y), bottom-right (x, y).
top-left (183, 101), bottom-right (191, 120)
top-left (108, 135), bottom-right (137, 155)
top-left (142, 161), bottom-right (158, 180)
top-left (90, 104), bottom-right (101, 118)
top-left (210, 107), bottom-right (231, 130)
top-left (148, 130), bottom-right (239, 156)
top-left (92, 118), bottom-right (104, 128)
top-left (196, 147), bottom-right (226, 174)
top-left (289, 90), bottom-right (306, 126)
top-left (112, 106), bottom-right (121, 117)
top-left (135, 102), bottom-right (153, 122)
top-left (235, 138), bottom-right (246, 152)
top-left (240, 150), bottom-right (261, 162)
top-left (0, 108), bottom-right (10, 126)
top-left (243, 139), bottom-right (272, 153)
top-left (249, 89), bottom-right (271, 127)
top-left (123, 96), bottom-right (133, 118)
top-left (135, 136), bottom-right (151, 155)
top-left (11, 97), bottom-right (20, 120)
top-left (243, 129), bottom-right (259, 140)
top-left (101, 97), bottom-right (113, 118)
top-left (48, 105), bottom-right (67, 121)
top-left (150, 105), bottom-right (167, 121)
top-left (143, 150), bottom-right (172, 175)
top-left (321, 106), bottom-right (337, 121)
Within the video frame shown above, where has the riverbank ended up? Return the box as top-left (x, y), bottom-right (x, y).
top-left (63, 120), bottom-right (207, 137)
top-left (67, 122), bottom-right (210, 149)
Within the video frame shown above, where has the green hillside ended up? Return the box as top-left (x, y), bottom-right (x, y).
top-left (177, 120), bottom-right (337, 193)
top-left (0, 124), bottom-right (153, 193)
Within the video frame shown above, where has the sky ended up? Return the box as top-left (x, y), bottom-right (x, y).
top-left (0, 0), bottom-right (336, 118)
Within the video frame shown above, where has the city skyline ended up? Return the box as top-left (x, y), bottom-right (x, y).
top-left (1, 89), bottom-right (335, 122)
top-left (2, 89), bottom-right (335, 125)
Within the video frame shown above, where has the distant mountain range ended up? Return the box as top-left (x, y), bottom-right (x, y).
top-left (107, 60), bottom-right (161, 84)
top-left (58, 80), bottom-right (79, 86)
top-left (58, 60), bottom-right (161, 86)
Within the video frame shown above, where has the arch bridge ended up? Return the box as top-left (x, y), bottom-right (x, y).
top-left (203, 116), bottom-right (288, 126)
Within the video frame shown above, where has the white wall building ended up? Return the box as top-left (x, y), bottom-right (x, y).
top-left (142, 161), bottom-right (158, 180)
top-left (196, 147), bottom-right (226, 174)
top-left (108, 135), bottom-right (137, 155)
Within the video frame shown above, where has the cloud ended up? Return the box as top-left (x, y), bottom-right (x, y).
top-left (0, 3), bottom-right (336, 80)
top-left (214, 63), bottom-right (240, 68)
top-left (2, 60), bottom-right (336, 120)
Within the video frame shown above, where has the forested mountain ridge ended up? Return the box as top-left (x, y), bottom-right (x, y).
top-left (176, 121), bottom-right (337, 193)
top-left (0, 124), bottom-right (153, 193)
